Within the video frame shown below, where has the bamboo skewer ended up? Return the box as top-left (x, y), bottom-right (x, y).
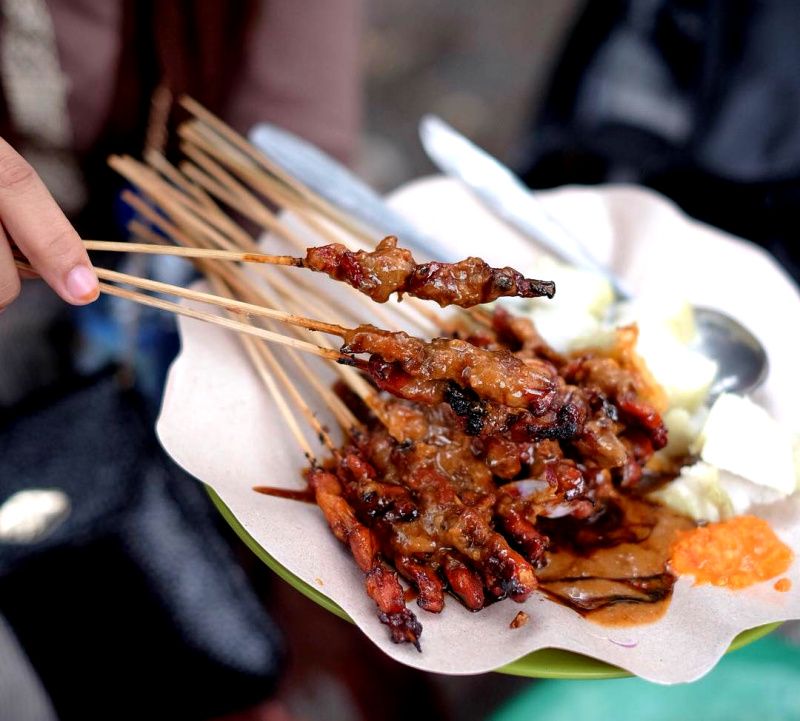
top-left (179, 98), bottom-right (375, 245)
top-left (128, 221), bottom-right (168, 248)
top-left (209, 270), bottom-right (346, 458)
top-left (262, 268), bottom-right (364, 328)
top-left (113, 156), bottom-right (260, 256)
top-left (231, 161), bottom-right (357, 248)
top-left (144, 149), bottom-right (216, 212)
top-left (242, 335), bottom-right (316, 458)
top-left (213, 281), bottom-right (343, 459)
top-left (122, 178), bottom-right (350, 458)
top-left (84, 240), bottom-right (298, 266)
top-left (204, 271), bottom-right (320, 458)
top-left (144, 150), bottom-right (255, 249)
top-left (16, 259), bottom-right (343, 361)
top-left (126, 213), bottom-right (267, 308)
top-left (158, 202), bottom-right (363, 437)
top-left (252, 339), bottom-right (339, 453)
top-left (101, 283), bottom-right (343, 360)
top-left (178, 101), bottom-right (300, 192)
top-left (190, 255), bottom-right (363, 441)
top-left (117, 163), bottom-right (264, 276)
top-left (97, 238), bottom-right (362, 430)
top-left (181, 124), bottom-right (356, 249)
top-left (111, 155), bottom-right (206, 221)
top-left (115, 155), bottom-right (260, 263)
top-left (244, 327), bottom-right (346, 457)
top-left (221, 260), bottom-right (376, 419)
top-left (220, 272), bottom-right (365, 433)
top-left (178, 138), bottom-right (312, 251)
top-left (96, 256), bottom-right (377, 430)
top-left (121, 189), bottom-right (218, 255)
top-left (256, 274), bottom-right (379, 408)
top-left (180, 159), bottom-right (250, 219)
top-left (91, 265), bottom-right (347, 337)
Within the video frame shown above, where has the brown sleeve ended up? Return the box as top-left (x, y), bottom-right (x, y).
top-left (224, 0), bottom-right (364, 165)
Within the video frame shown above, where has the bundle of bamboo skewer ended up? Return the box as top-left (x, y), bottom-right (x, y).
top-left (15, 97), bottom-right (453, 460)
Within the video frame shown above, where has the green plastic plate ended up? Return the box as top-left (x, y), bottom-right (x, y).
top-left (207, 486), bottom-right (780, 678)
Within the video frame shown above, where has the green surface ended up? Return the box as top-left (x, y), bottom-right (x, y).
top-left (490, 634), bottom-right (800, 720)
top-left (207, 486), bottom-right (780, 679)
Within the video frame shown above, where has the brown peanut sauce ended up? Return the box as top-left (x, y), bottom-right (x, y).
top-left (537, 496), bottom-right (695, 626)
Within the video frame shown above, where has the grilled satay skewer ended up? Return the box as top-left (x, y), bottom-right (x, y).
top-left (169, 102), bottom-right (489, 334)
top-left (54, 258), bottom-right (564, 422)
top-left (302, 235), bottom-right (555, 307)
top-left (69, 242), bottom-right (668, 463)
top-left (88, 234), bottom-right (556, 309)
top-left (45, 247), bottom-right (567, 429)
top-left (175, 129), bottom-right (448, 332)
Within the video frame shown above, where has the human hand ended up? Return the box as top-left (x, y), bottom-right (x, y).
top-left (0, 137), bottom-right (98, 311)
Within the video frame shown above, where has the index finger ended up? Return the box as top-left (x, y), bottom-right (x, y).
top-left (0, 137), bottom-right (98, 304)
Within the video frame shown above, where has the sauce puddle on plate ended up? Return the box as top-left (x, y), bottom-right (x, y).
top-left (538, 496), bottom-right (694, 626)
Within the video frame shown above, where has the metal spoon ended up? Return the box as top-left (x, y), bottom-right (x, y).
top-left (418, 116), bottom-right (768, 399)
top-left (247, 121), bottom-right (768, 398)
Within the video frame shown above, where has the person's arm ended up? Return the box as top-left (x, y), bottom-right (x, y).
top-left (224, 0), bottom-right (364, 164)
top-left (0, 138), bottom-right (98, 310)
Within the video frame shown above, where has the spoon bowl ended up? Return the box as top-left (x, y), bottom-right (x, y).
top-left (692, 306), bottom-right (769, 398)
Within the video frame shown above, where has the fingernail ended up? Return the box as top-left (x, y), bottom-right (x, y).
top-left (66, 265), bottom-right (99, 302)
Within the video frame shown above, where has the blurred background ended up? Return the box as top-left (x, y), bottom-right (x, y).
top-left (358, 0), bottom-right (582, 192)
top-left (1, 1), bottom-right (799, 720)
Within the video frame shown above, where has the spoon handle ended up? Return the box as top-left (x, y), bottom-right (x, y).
top-left (248, 123), bottom-right (440, 259)
top-left (419, 115), bottom-right (633, 299)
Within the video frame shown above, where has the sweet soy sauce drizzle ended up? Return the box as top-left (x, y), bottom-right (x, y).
top-left (254, 486), bottom-right (316, 504)
top-left (537, 495), bottom-right (694, 626)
